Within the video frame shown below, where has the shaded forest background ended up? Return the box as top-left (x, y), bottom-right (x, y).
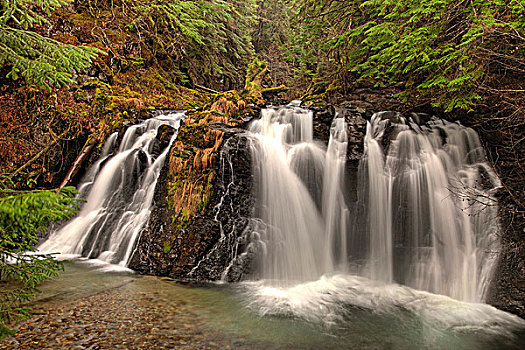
top-left (0, 0), bottom-right (524, 328)
top-left (1, 0), bottom-right (523, 183)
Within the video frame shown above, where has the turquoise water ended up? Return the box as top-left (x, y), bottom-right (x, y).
top-left (27, 262), bottom-right (525, 349)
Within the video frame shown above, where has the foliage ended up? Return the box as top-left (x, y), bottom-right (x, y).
top-left (291, 0), bottom-right (525, 111)
top-left (252, 0), bottom-right (290, 53)
top-left (0, 185), bottom-right (80, 337)
top-left (251, 1), bottom-right (294, 86)
top-left (131, 0), bottom-right (256, 89)
top-left (0, 0), bottom-right (104, 90)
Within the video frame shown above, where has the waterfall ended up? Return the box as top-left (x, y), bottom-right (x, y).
top-left (362, 120), bottom-right (393, 282)
top-left (247, 106), bottom-right (350, 282)
top-left (39, 112), bottom-right (185, 267)
top-left (360, 113), bottom-right (501, 302)
top-left (248, 107), bottom-right (500, 303)
top-left (322, 117), bottom-right (349, 271)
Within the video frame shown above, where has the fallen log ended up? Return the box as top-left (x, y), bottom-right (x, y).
top-left (58, 136), bottom-right (97, 188)
top-left (194, 84), bottom-right (219, 94)
top-left (262, 85), bottom-right (289, 95)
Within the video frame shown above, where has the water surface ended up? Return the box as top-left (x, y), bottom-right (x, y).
top-left (4, 261), bottom-right (523, 349)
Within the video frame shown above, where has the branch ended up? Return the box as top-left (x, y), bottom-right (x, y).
top-left (59, 136), bottom-right (97, 188)
top-left (194, 84), bottom-right (218, 94)
top-left (3, 131), bottom-right (67, 182)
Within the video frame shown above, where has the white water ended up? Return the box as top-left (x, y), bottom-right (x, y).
top-left (242, 275), bottom-right (525, 337)
top-left (243, 107), bottom-right (522, 339)
top-left (360, 113), bottom-right (501, 302)
top-left (39, 112), bottom-right (185, 267)
top-left (247, 107), bottom-right (350, 282)
top-left (247, 107), bottom-right (501, 305)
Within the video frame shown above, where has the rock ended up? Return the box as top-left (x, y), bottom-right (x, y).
top-left (155, 124), bottom-right (176, 152)
top-left (311, 104), bottom-right (336, 142)
top-left (129, 120), bottom-right (255, 282)
top-left (340, 107), bottom-right (367, 161)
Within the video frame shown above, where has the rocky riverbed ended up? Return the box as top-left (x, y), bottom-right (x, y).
top-left (3, 261), bottom-right (525, 350)
top-left (0, 263), bottom-right (285, 350)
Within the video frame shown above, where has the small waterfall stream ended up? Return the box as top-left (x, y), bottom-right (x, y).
top-left (247, 106), bottom-right (350, 282)
top-left (39, 112), bottom-right (185, 267)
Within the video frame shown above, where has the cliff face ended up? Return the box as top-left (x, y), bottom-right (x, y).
top-left (128, 118), bottom-right (255, 281)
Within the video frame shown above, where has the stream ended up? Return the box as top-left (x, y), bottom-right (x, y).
top-left (2, 260), bottom-right (524, 349)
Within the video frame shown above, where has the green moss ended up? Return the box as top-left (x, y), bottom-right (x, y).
top-left (163, 240), bottom-right (173, 254)
top-left (176, 208), bottom-right (193, 229)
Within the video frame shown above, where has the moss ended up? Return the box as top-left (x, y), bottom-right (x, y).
top-left (176, 209), bottom-right (193, 229)
top-left (94, 86), bottom-right (112, 114)
top-left (163, 240), bottom-right (173, 254)
top-left (166, 102), bottom-right (246, 229)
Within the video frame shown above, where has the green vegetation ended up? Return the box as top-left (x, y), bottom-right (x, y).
top-left (0, 185), bottom-right (80, 337)
top-left (130, 0), bottom-right (256, 88)
top-left (0, 0), bottom-right (104, 90)
top-left (251, 0), bottom-right (293, 85)
top-left (289, 0), bottom-right (525, 111)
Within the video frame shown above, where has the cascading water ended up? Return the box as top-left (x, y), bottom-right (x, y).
top-left (246, 106), bottom-right (500, 303)
top-left (358, 113), bottom-right (501, 302)
top-left (31, 105), bottom-right (525, 346)
top-left (39, 112), bottom-right (185, 267)
top-left (247, 106), bottom-right (350, 282)
top-left (241, 107), bottom-right (525, 342)
top-left (322, 118), bottom-right (350, 271)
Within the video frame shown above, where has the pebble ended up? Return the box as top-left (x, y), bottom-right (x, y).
top-left (0, 283), bottom-right (262, 349)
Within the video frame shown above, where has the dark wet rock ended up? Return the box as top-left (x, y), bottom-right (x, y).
top-left (151, 124), bottom-right (175, 156)
top-left (342, 102), bottom-right (374, 121)
top-left (208, 122), bottom-right (246, 136)
top-left (312, 105), bottom-right (336, 124)
top-left (311, 104), bottom-right (336, 142)
top-left (129, 132), bottom-right (254, 282)
top-left (405, 112), bottom-right (433, 125)
top-left (339, 107), bottom-right (367, 161)
top-left (176, 134), bottom-right (254, 281)
top-left (157, 125), bottom-right (176, 149)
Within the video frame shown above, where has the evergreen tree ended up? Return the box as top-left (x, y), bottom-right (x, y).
top-left (291, 0), bottom-right (525, 111)
top-left (0, 0), bottom-right (104, 90)
top-left (251, 0), bottom-right (293, 85)
top-left (131, 0), bottom-right (256, 89)
top-left (0, 185), bottom-right (80, 337)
